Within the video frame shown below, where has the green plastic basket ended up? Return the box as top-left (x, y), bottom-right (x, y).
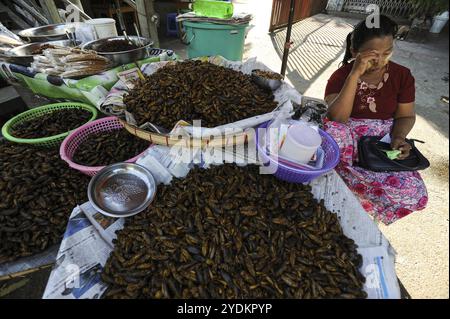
top-left (1, 102), bottom-right (98, 148)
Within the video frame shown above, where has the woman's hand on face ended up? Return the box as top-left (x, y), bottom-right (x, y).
top-left (391, 137), bottom-right (412, 160)
top-left (350, 51), bottom-right (379, 77)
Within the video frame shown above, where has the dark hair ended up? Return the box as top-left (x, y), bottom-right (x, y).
top-left (342, 15), bottom-right (398, 66)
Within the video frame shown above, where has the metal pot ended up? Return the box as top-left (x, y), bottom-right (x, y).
top-left (1, 40), bottom-right (81, 67)
top-left (81, 36), bottom-right (153, 67)
top-left (18, 24), bottom-right (70, 43)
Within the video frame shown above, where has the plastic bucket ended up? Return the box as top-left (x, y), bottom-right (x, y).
top-left (279, 122), bottom-right (322, 164)
top-left (182, 21), bottom-right (248, 61)
top-left (85, 18), bottom-right (118, 39)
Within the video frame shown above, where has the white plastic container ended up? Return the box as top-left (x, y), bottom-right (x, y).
top-left (85, 18), bottom-right (118, 39)
top-left (279, 122), bottom-right (322, 164)
top-left (430, 11), bottom-right (449, 34)
top-left (67, 22), bottom-right (97, 44)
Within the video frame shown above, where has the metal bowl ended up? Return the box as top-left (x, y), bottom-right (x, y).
top-left (87, 163), bottom-right (157, 218)
top-left (4, 40), bottom-right (81, 67)
top-left (81, 36), bottom-right (153, 67)
top-left (251, 70), bottom-right (283, 91)
top-left (18, 24), bottom-right (70, 43)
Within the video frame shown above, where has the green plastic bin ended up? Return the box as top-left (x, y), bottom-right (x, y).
top-left (182, 21), bottom-right (249, 61)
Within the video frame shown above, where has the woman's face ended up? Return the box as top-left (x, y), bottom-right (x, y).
top-left (352, 35), bottom-right (394, 73)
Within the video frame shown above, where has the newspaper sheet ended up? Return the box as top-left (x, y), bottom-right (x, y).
top-left (42, 203), bottom-right (123, 299)
top-left (43, 144), bottom-right (401, 299)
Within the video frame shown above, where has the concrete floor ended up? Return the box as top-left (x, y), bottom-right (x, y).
top-left (161, 1), bottom-right (450, 299)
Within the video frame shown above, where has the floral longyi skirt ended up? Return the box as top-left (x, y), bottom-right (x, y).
top-left (324, 118), bottom-right (428, 225)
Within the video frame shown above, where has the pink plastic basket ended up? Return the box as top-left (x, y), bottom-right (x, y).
top-left (60, 116), bottom-right (151, 176)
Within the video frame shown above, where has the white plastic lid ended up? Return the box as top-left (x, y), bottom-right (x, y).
top-left (85, 18), bottom-right (116, 25)
top-left (287, 123), bottom-right (322, 148)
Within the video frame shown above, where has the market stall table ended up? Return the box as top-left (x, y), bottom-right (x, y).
top-left (0, 170), bottom-right (409, 299)
top-left (0, 55), bottom-right (402, 299)
top-left (39, 161), bottom-right (401, 299)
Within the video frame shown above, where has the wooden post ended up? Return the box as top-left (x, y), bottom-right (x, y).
top-left (135, 0), bottom-right (160, 48)
top-left (39, 0), bottom-right (63, 24)
top-left (280, 0), bottom-right (296, 77)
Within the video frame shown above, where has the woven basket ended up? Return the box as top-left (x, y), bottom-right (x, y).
top-left (1, 102), bottom-right (98, 148)
top-left (60, 117), bottom-right (152, 176)
top-left (121, 120), bottom-right (253, 148)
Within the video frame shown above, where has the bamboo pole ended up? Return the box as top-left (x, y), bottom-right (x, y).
top-left (12, 0), bottom-right (49, 25)
top-left (39, 0), bottom-right (63, 24)
top-left (26, 0), bottom-right (46, 16)
top-left (0, 2), bottom-right (32, 29)
top-left (0, 263), bottom-right (53, 282)
top-left (135, 0), bottom-right (159, 47)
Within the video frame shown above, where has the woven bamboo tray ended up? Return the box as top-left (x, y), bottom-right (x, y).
top-left (120, 119), bottom-right (255, 148)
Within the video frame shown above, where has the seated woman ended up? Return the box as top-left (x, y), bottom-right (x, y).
top-left (324, 15), bottom-right (428, 225)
